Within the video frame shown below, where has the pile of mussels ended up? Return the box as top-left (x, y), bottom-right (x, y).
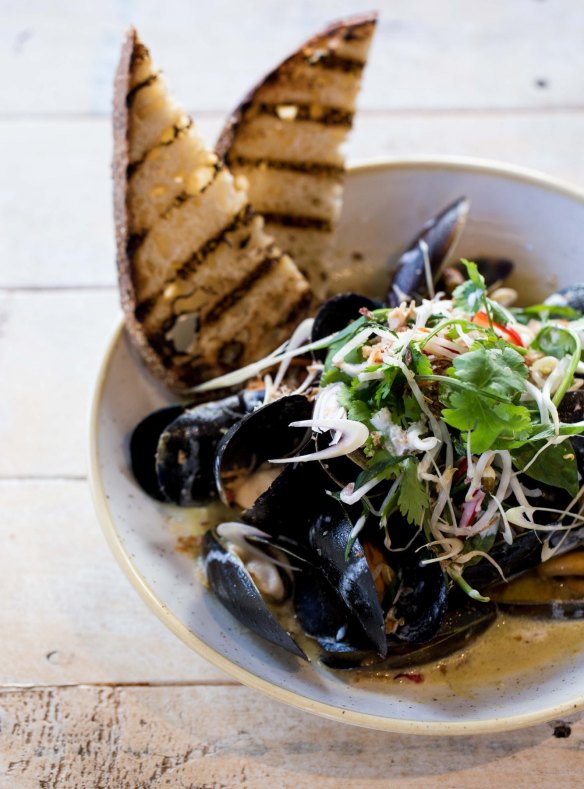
top-left (130, 197), bottom-right (584, 669)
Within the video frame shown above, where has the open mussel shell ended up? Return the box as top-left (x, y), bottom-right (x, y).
top-left (388, 543), bottom-right (448, 645)
top-left (309, 507), bottom-right (387, 656)
top-left (202, 530), bottom-right (306, 659)
top-left (243, 459), bottom-right (332, 542)
top-left (490, 549), bottom-right (584, 620)
top-left (311, 293), bottom-right (383, 360)
top-left (382, 595), bottom-right (497, 669)
top-left (438, 257), bottom-right (514, 294)
top-left (156, 390), bottom-right (263, 507)
top-left (129, 405), bottom-right (185, 500)
top-left (387, 196), bottom-right (470, 306)
top-left (214, 394), bottom-right (313, 508)
top-left (462, 529), bottom-right (548, 591)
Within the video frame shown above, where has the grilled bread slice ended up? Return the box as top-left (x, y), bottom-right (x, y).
top-left (216, 13), bottom-right (377, 301)
top-left (113, 30), bottom-right (311, 392)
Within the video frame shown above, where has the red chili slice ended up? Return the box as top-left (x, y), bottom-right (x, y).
top-left (472, 311), bottom-right (524, 347)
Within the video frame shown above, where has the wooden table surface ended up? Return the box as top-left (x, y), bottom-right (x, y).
top-left (2, 1), bottom-right (584, 786)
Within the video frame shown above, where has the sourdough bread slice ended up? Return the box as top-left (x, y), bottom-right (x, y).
top-left (113, 30), bottom-right (311, 392)
top-left (216, 13), bottom-right (377, 301)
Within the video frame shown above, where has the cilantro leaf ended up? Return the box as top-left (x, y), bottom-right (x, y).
top-left (447, 345), bottom-right (528, 400)
top-left (408, 343), bottom-right (433, 376)
top-left (320, 367), bottom-right (351, 387)
top-left (533, 325), bottom-right (578, 360)
top-left (441, 392), bottom-right (532, 453)
top-left (511, 440), bottom-right (579, 496)
top-left (397, 457), bottom-right (429, 525)
top-left (452, 260), bottom-right (487, 315)
top-left (459, 530), bottom-right (497, 567)
top-left (437, 344), bottom-right (532, 451)
top-left (512, 304), bottom-right (583, 324)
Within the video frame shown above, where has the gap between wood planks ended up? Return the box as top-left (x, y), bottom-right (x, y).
top-left (3, 106), bottom-right (584, 121)
top-left (0, 680), bottom-right (240, 689)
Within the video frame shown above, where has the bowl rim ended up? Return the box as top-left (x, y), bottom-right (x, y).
top-left (89, 155), bottom-right (584, 735)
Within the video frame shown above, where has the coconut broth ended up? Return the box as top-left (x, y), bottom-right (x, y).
top-left (169, 503), bottom-right (584, 692)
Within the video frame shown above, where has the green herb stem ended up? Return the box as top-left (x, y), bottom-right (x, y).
top-left (552, 328), bottom-right (582, 407)
top-left (418, 318), bottom-right (477, 350)
top-left (448, 569), bottom-right (490, 603)
top-left (415, 374), bottom-right (509, 403)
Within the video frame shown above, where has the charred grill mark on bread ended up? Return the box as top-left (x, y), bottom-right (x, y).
top-left (215, 13), bottom-right (377, 300)
top-left (276, 289), bottom-right (313, 329)
top-left (174, 204), bottom-right (254, 279)
top-left (261, 213), bottom-right (333, 232)
top-left (125, 163), bottom-right (225, 258)
top-left (126, 120), bottom-right (193, 179)
top-left (203, 252), bottom-right (279, 325)
top-left (131, 204), bottom-right (255, 324)
top-left (301, 50), bottom-right (365, 73)
top-left (243, 102), bottom-right (354, 128)
top-left (126, 72), bottom-right (160, 107)
top-left (226, 154), bottom-right (344, 179)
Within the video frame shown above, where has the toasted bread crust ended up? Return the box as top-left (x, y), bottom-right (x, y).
top-left (113, 28), bottom-right (184, 389)
top-left (215, 13), bottom-right (377, 300)
top-left (216, 12), bottom-right (377, 159)
top-left (113, 30), bottom-right (311, 393)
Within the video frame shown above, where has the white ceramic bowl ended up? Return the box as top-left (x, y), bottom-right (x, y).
top-left (89, 157), bottom-right (584, 734)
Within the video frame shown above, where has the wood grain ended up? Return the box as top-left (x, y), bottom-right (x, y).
top-left (0, 289), bottom-right (118, 478)
top-left (2, 0), bottom-right (584, 115)
top-left (0, 685), bottom-right (583, 788)
top-left (3, 1), bottom-right (584, 785)
top-left (0, 479), bottom-right (228, 684)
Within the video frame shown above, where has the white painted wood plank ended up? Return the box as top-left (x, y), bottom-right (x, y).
top-left (0, 289), bottom-right (119, 477)
top-left (0, 479), bottom-right (228, 684)
top-left (1, 685), bottom-right (583, 788)
top-left (2, 0), bottom-right (584, 115)
top-left (2, 112), bottom-right (584, 289)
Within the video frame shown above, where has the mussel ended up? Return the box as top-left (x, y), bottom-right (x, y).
top-left (490, 549), bottom-right (584, 620)
top-left (311, 292), bottom-right (383, 360)
top-left (545, 283), bottom-right (584, 312)
top-left (387, 196), bottom-right (470, 306)
top-left (202, 524), bottom-right (306, 658)
top-left (126, 196), bottom-right (584, 677)
top-left (145, 390), bottom-right (263, 506)
top-left (130, 405), bottom-right (184, 500)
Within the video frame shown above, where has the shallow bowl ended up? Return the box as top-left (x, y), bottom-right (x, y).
top-left (89, 157), bottom-right (584, 734)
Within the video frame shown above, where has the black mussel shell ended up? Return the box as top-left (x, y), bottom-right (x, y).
top-left (490, 550), bottom-right (584, 620)
top-left (382, 595), bottom-right (497, 669)
top-left (202, 530), bottom-right (306, 658)
top-left (156, 390), bottom-right (263, 507)
top-left (388, 196), bottom-right (470, 307)
top-left (293, 561), bottom-right (349, 640)
top-left (462, 529), bottom-right (547, 591)
top-left (243, 459), bottom-right (332, 542)
top-left (558, 390), bottom-right (584, 425)
top-left (311, 293), bottom-right (383, 360)
top-left (309, 507), bottom-right (387, 656)
top-left (545, 283), bottom-right (584, 313)
top-left (318, 639), bottom-right (384, 669)
top-left (214, 394), bottom-right (313, 508)
top-left (388, 543), bottom-right (448, 645)
top-left (130, 405), bottom-right (184, 500)
top-left (438, 257), bottom-right (514, 293)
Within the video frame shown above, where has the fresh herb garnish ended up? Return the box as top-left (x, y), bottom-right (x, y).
top-left (511, 439), bottom-right (579, 496)
top-left (397, 457), bottom-right (429, 525)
